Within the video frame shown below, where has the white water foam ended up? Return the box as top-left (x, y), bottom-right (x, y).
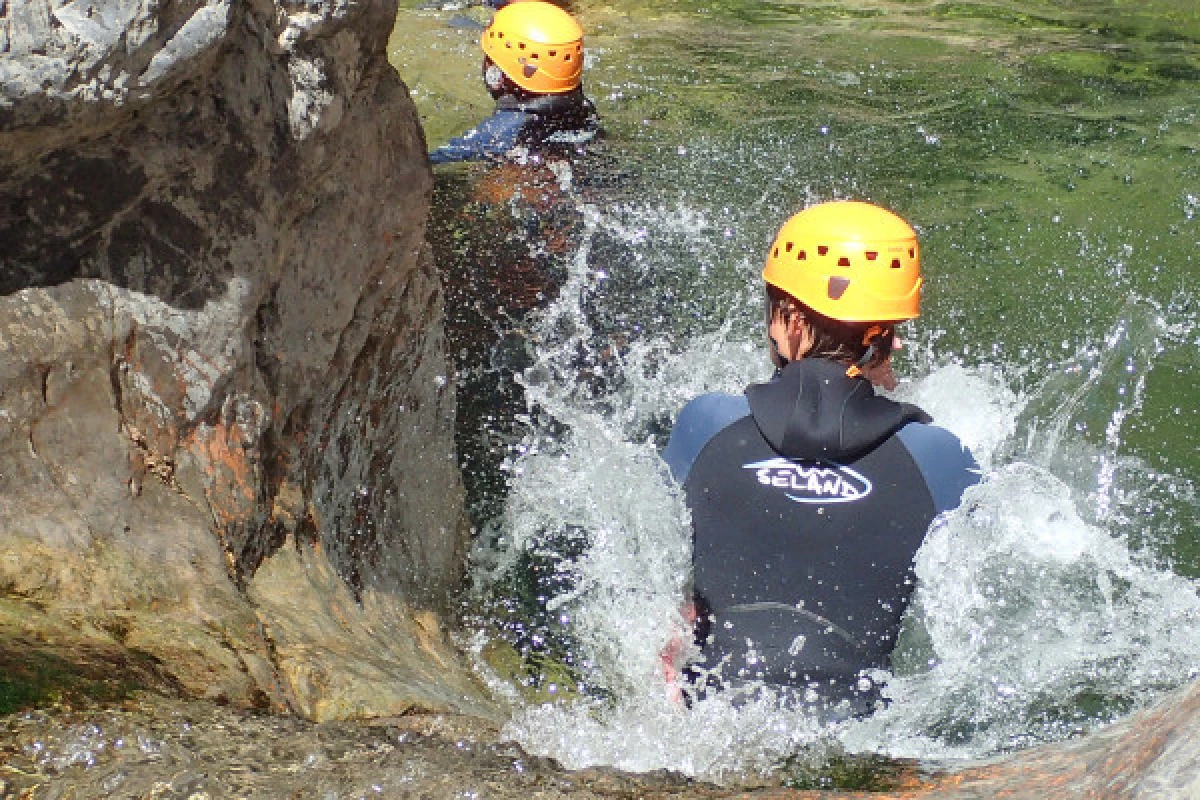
top-left (845, 461), bottom-right (1200, 761)
top-left (470, 200), bottom-right (1200, 783)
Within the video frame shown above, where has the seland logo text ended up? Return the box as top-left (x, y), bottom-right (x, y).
top-left (743, 457), bottom-right (872, 504)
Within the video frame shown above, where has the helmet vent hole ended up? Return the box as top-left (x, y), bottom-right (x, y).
top-left (519, 42), bottom-right (526, 49)
top-left (797, 250), bottom-right (806, 260)
top-left (837, 257), bottom-right (851, 267)
top-left (785, 242), bottom-right (794, 253)
top-left (909, 248), bottom-right (916, 258)
top-left (890, 258), bottom-right (902, 269)
top-left (772, 247), bottom-right (780, 258)
top-left (818, 245), bottom-right (829, 256)
top-left (865, 251), bottom-right (878, 261)
top-left (828, 277), bottom-right (850, 300)
top-left (564, 53), bottom-right (572, 61)
top-left (549, 49), bottom-right (557, 56)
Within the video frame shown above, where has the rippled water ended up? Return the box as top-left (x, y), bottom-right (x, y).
top-left (403, 0), bottom-right (1200, 785)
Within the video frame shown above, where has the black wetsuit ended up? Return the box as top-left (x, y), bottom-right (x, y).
top-left (429, 89), bottom-right (598, 165)
top-left (662, 358), bottom-right (980, 715)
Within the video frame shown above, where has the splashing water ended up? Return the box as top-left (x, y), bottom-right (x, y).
top-left (848, 461), bottom-right (1200, 762)
top-left (460, 182), bottom-right (1200, 783)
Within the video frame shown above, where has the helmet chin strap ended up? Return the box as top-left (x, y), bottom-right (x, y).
top-left (844, 346), bottom-right (875, 379)
top-left (845, 324), bottom-right (887, 379)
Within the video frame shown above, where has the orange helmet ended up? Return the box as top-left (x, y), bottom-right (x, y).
top-left (481, 1), bottom-right (584, 95)
top-left (763, 200), bottom-right (921, 322)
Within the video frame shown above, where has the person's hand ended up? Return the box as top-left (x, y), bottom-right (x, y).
top-left (660, 602), bottom-right (696, 708)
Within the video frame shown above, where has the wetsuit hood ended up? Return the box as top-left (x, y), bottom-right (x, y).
top-left (745, 358), bottom-right (930, 462)
top-left (494, 87), bottom-right (589, 115)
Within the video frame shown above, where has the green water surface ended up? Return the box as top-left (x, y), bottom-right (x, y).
top-left (393, 0), bottom-right (1199, 568)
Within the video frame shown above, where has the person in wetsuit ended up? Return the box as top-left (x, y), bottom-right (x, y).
top-left (429, 1), bottom-right (598, 165)
top-left (662, 200), bottom-right (980, 717)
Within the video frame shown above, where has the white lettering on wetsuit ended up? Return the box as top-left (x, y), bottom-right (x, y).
top-left (742, 457), bottom-right (873, 504)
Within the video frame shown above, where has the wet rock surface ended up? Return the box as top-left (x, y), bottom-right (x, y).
top-left (2, 680), bottom-right (1199, 798)
top-left (0, 695), bottom-right (729, 799)
top-left (1, 0), bottom-right (489, 720)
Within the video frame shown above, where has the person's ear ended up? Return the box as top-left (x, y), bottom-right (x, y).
top-left (786, 313), bottom-right (814, 359)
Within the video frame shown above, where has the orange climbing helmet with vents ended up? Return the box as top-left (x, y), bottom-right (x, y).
top-left (481, 1), bottom-right (584, 95)
top-left (763, 200), bottom-right (922, 322)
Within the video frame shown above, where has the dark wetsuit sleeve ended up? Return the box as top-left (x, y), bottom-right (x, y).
top-left (895, 421), bottom-right (982, 515)
top-left (429, 110), bottom-right (527, 165)
top-left (662, 393), bottom-right (751, 484)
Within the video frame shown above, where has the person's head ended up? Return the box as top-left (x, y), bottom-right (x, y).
top-left (481, 1), bottom-right (584, 98)
top-left (761, 200), bottom-right (921, 380)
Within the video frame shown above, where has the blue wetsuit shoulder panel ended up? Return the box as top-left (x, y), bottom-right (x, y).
top-left (429, 110), bottom-right (527, 165)
top-left (895, 421), bottom-right (981, 515)
top-left (662, 392), bottom-right (750, 484)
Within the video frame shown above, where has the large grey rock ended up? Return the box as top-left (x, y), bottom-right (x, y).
top-left (0, 0), bottom-right (492, 719)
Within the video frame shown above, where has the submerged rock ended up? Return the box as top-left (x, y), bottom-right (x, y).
top-left (0, 0), bottom-right (492, 720)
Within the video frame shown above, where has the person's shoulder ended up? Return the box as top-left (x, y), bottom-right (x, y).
top-left (895, 421), bottom-right (981, 514)
top-left (674, 393), bottom-right (752, 445)
top-left (680, 392), bottom-right (749, 421)
top-left (896, 420), bottom-right (971, 458)
top-left (476, 108), bottom-right (529, 134)
top-left (662, 393), bottom-right (750, 484)
top-left (429, 110), bottom-right (531, 164)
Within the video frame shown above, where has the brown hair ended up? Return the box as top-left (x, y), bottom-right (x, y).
top-left (766, 284), bottom-right (894, 370)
